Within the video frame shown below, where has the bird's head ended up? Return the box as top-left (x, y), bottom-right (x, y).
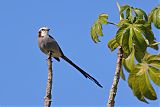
top-left (38, 27), bottom-right (50, 37)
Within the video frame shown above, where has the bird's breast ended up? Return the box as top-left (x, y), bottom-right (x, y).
top-left (38, 36), bottom-right (62, 58)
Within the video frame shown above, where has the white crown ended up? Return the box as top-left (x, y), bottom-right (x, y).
top-left (39, 27), bottom-right (50, 31)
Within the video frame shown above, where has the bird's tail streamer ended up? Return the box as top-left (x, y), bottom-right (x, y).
top-left (61, 55), bottom-right (103, 88)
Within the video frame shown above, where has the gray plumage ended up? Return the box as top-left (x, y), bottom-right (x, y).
top-left (38, 27), bottom-right (102, 88)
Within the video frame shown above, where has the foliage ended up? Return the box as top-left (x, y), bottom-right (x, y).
top-left (149, 6), bottom-right (160, 29)
top-left (128, 53), bottom-right (160, 103)
top-left (90, 14), bottom-right (108, 43)
top-left (90, 2), bottom-right (160, 103)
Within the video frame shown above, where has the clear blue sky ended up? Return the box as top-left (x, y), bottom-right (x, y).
top-left (0, 0), bottom-right (159, 107)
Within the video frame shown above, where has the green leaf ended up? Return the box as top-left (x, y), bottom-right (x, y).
top-left (149, 60), bottom-right (160, 68)
top-left (98, 14), bottom-right (108, 24)
top-left (129, 28), bottom-right (133, 51)
top-left (147, 54), bottom-right (160, 68)
top-left (123, 48), bottom-right (135, 72)
top-left (128, 73), bottom-right (148, 103)
top-left (149, 6), bottom-right (160, 29)
top-left (149, 41), bottom-right (159, 50)
top-left (128, 63), bottom-right (157, 102)
top-left (108, 38), bottom-right (119, 51)
top-left (134, 46), bottom-right (145, 63)
top-left (153, 7), bottom-right (160, 29)
top-left (133, 28), bottom-right (147, 62)
top-left (140, 70), bottom-right (157, 100)
top-left (90, 26), bottom-right (100, 43)
top-left (126, 8), bottom-right (130, 19)
top-left (95, 21), bottom-right (103, 36)
top-left (144, 53), bottom-right (160, 87)
top-left (128, 53), bottom-right (160, 102)
top-left (120, 5), bottom-right (130, 15)
top-left (133, 19), bottom-right (158, 50)
top-left (122, 28), bottom-right (133, 54)
top-left (138, 25), bottom-right (155, 43)
top-left (147, 54), bottom-right (160, 61)
top-left (148, 7), bottom-right (157, 22)
top-left (116, 2), bottom-right (124, 20)
top-left (148, 66), bottom-right (160, 86)
top-left (133, 28), bottom-right (147, 51)
top-left (116, 25), bottom-right (128, 45)
top-left (134, 8), bottom-right (148, 21)
top-left (90, 13), bottom-right (109, 43)
top-left (120, 67), bottom-right (126, 81)
top-left (117, 19), bottom-right (130, 27)
top-left (127, 7), bottom-right (134, 22)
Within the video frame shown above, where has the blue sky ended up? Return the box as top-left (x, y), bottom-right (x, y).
top-left (0, 0), bottom-right (159, 107)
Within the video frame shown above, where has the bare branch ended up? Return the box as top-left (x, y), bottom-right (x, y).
top-left (44, 52), bottom-right (53, 107)
top-left (107, 47), bottom-right (123, 107)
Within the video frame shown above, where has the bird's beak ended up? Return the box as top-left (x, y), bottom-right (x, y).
top-left (47, 29), bottom-right (50, 31)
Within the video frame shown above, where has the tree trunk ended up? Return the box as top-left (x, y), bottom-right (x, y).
top-left (107, 47), bottom-right (123, 107)
top-left (44, 52), bottom-right (53, 107)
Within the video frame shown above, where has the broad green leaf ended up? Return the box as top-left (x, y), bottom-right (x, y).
top-left (128, 73), bottom-right (148, 103)
top-left (149, 6), bottom-right (160, 29)
top-left (127, 7), bottom-right (134, 22)
top-left (128, 53), bottom-right (160, 102)
top-left (147, 54), bottom-right (160, 68)
top-left (108, 38), bottom-right (119, 51)
top-left (98, 14), bottom-right (108, 24)
top-left (119, 5), bottom-right (149, 23)
top-left (116, 18), bottom-right (153, 62)
top-left (134, 8), bottom-right (148, 21)
top-left (134, 46), bottom-right (145, 63)
top-left (138, 25), bottom-right (155, 43)
top-left (123, 48), bottom-right (135, 72)
top-left (126, 8), bottom-right (130, 19)
top-left (149, 60), bottom-right (160, 68)
top-left (116, 25), bottom-right (128, 45)
top-left (143, 52), bottom-right (152, 61)
top-left (90, 13), bottom-right (109, 43)
top-left (140, 70), bottom-right (157, 100)
top-left (148, 7), bottom-right (157, 22)
top-left (116, 2), bottom-right (124, 20)
top-left (134, 19), bottom-right (146, 25)
top-left (120, 67), bottom-right (126, 81)
top-left (120, 5), bottom-right (130, 15)
top-left (117, 19), bottom-right (130, 27)
top-left (133, 29), bottom-right (147, 62)
top-left (147, 54), bottom-right (160, 61)
top-left (134, 8), bottom-right (143, 19)
top-left (149, 41), bottom-right (159, 50)
top-left (133, 19), bottom-right (158, 50)
top-left (148, 66), bottom-right (160, 86)
top-left (95, 21), bottom-right (103, 36)
top-left (153, 7), bottom-right (160, 29)
top-left (129, 28), bottom-right (133, 50)
top-left (122, 28), bottom-right (133, 54)
top-left (128, 63), bottom-right (157, 102)
top-left (122, 29), bottom-right (130, 54)
top-left (90, 26), bottom-right (100, 43)
top-left (145, 53), bottom-right (160, 87)
top-left (133, 28), bottom-right (147, 51)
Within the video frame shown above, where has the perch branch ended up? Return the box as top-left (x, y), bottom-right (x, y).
top-left (44, 52), bottom-right (53, 107)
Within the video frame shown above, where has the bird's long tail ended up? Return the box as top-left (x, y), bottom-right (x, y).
top-left (61, 55), bottom-right (103, 88)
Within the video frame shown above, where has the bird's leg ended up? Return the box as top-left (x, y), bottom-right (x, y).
top-left (48, 51), bottom-right (52, 59)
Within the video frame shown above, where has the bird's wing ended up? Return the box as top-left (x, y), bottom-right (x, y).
top-left (54, 57), bottom-right (60, 62)
top-left (43, 35), bottom-right (64, 57)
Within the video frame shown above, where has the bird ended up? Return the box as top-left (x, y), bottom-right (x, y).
top-left (38, 27), bottom-right (102, 88)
